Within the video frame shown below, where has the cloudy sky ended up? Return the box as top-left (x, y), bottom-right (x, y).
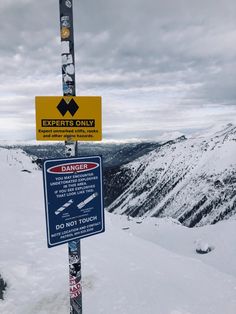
top-left (0, 0), bottom-right (236, 141)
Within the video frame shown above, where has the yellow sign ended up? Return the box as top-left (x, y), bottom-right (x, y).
top-left (35, 96), bottom-right (102, 141)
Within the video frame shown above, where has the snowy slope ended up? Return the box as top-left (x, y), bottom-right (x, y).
top-left (111, 215), bottom-right (236, 278)
top-left (0, 147), bottom-right (236, 313)
top-left (107, 124), bottom-right (236, 226)
top-left (0, 148), bottom-right (38, 172)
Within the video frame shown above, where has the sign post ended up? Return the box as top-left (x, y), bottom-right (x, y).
top-left (59, 1), bottom-right (81, 313)
top-left (35, 2), bottom-right (104, 313)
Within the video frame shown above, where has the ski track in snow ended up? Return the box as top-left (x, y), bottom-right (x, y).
top-left (0, 147), bottom-right (235, 314)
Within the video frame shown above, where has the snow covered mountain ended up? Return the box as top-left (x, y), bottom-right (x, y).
top-left (1, 146), bottom-right (236, 314)
top-left (0, 147), bottom-right (39, 172)
top-left (106, 124), bottom-right (236, 227)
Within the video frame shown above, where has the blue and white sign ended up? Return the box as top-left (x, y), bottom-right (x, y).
top-left (43, 156), bottom-right (104, 247)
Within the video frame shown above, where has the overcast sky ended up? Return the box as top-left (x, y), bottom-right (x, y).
top-left (0, 0), bottom-right (236, 141)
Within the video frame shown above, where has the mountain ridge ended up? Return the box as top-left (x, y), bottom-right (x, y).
top-left (106, 124), bottom-right (236, 227)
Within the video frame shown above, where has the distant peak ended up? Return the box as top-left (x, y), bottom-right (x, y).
top-left (165, 135), bottom-right (187, 145)
top-left (176, 135), bottom-right (187, 142)
top-left (191, 123), bottom-right (235, 139)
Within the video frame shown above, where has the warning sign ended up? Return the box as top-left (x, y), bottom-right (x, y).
top-left (43, 156), bottom-right (105, 247)
top-left (35, 96), bottom-right (102, 141)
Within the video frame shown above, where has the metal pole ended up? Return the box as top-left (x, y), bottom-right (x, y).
top-left (59, 1), bottom-right (82, 313)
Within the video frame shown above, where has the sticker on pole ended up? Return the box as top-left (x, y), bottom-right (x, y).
top-left (35, 96), bottom-right (102, 141)
top-left (42, 156), bottom-right (105, 247)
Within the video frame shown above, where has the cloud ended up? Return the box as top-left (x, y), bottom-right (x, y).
top-left (0, 0), bottom-right (236, 140)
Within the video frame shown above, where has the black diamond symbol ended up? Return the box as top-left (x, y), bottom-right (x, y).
top-left (57, 99), bottom-right (68, 116)
top-left (57, 98), bottom-right (79, 116)
top-left (67, 99), bottom-right (79, 116)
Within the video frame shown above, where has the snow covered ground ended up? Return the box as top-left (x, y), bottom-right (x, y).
top-left (0, 147), bottom-right (236, 314)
